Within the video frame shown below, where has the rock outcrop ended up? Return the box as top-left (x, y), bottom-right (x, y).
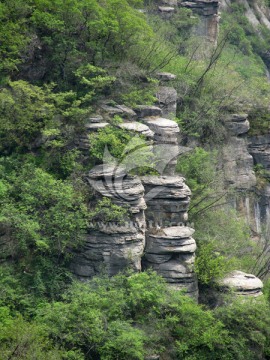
top-left (71, 165), bottom-right (146, 278)
top-left (180, 0), bottom-right (220, 44)
top-left (72, 88), bottom-right (198, 298)
top-left (143, 226), bottom-right (198, 297)
top-left (223, 137), bottom-right (256, 190)
top-left (249, 134), bottom-right (270, 173)
top-left (224, 113), bottom-right (250, 136)
top-left (142, 175), bottom-right (190, 225)
top-left (140, 118), bottom-right (197, 298)
top-left (219, 270), bottom-right (263, 297)
top-left (142, 117), bottom-right (180, 175)
top-left (156, 86), bottom-right (177, 119)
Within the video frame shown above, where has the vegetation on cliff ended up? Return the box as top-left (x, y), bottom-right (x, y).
top-left (1, 0), bottom-right (270, 358)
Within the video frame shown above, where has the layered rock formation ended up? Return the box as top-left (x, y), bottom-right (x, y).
top-left (180, 0), bottom-right (220, 44)
top-left (223, 137), bottom-right (256, 190)
top-left (71, 165), bottom-right (146, 278)
top-left (141, 176), bottom-right (197, 297)
top-left (72, 74), bottom-right (198, 298)
top-left (156, 86), bottom-right (177, 119)
top-left (249, 134), bottom-right (270, 173)
top-left (219, 270), bottom-right (263, 297)
top-left (248, 134), bottom-right (270, 235)
top-left (139, 115), bottom-right (197, 297)
top-left (141, 176), bottom-right (190, 226)
top-left (143, 226), bottom-right (198, 296)
top-left (222, 113), bottom-right (256, 190)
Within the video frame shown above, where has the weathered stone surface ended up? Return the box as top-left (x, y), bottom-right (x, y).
top-left (88, 164), bottom-right (127, 180)
top-left (88, 175), bottom-right (144, 201)
top-left (145, 356), bottom-right (160, 360)
top-left (142, 175), bottom-right (187, 189)
top-left (158, 6), bottom-right (175, 13)
top-left (72, 165), bottom-right (146, 279)
top-left (219, 271), bottom-right (263, 297)
top-left (222, 137), bottom-right (256, 190)
top-left (142, 117), bottom-right (180, 145)
top-left (146, 259), bottom-right (198, 296)
top-left (118, 122), bottom-right (154, 138)
top-left (180, 0), bottom-right (219, 44)
top-left (115, 105), bottom-right (137, 119)
top-left (71, 230), bottom-right (145, 277)
top-left (248, 134), bottom-right (270, 172)
top-left (101, 104), bottom-right (124, 116)
top-left (224, 114), bottom-right (250, 135)
top-left (146, 227), bottom-right (196, 254)
top-left (85, 122), bottom-right (109, 131)
top-left (142, 176), bottom-right (191, 224)
top-left (88, 115), bottom-right (104, 123)
top-left (134, 105), bottom-right (162, 118)
top-left (156, 87), bottom-right (177, 119)
top-left (143, 176), bottom-right (197, 298)
top-left (143, 180), bottom-right (191, 200)
top-left (156, 72), bottom-right (177, 81)
top-left (161, 0), bottom-right (177, 5)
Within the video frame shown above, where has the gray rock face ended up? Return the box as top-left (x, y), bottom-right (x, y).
top-left (88, 115), bottom-right (104, 123)
top-left (142, 175), bottom-right (197, 298)
top-left (72, 82), bottom-right (197, 299)
top-left (134, 105), bottom-right (162, 118)
top-left (71, 166), bottom-right (146, 278)
top-left (100, 103), bottom-right (136, 119)
top-left (224, 114), bottom-right (250, 135)
top-left (248, 134), bottom-right (270, 172)
top-left (76, 120), bottom-right (109, 151)
top-left (160, 0), bottom-right (177, 5)
top-left (142, 175), bottom-right (191, 225)
top-left (118, 122), bottom-right (154, 139)
top-left (223, 137), bottom-right (256, 190)
top-left (219, 271), bottom-right (263, 297)
top-left (158, 6), bottom-right (176, 16)
top-left (146, 227), bottom-right (196, 254)
top-left (145, 255), bottom-right (198, 296)
top-left (156, 72), bottom-right (177, 81)
top-left (115, 105), bottom-right (137, 119)
top-left (156, 87), bottom-right (177, 119)
top-left (85, 123), bottom-right (109, 131)
top-left (180, 0), bottom-right (219, 44)
top-left (142, 117), bottom-right (180, 146)
top-left (101, 104), bottom-right (124, 116)
top-left (142, 118), bottom-right (180, 175)
top-left (71, 228), bottom-right (145, 278)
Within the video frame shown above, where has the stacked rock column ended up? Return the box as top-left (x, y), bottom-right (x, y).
top-left (135, 93), bottom-right (198, 299)
top-left (71, 165), bottom-right (146, 278)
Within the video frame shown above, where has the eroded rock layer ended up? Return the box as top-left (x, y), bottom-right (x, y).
top-left (71, 166), bottom-right (146, 278)
top-left (72, 76), bottom-right (198, 298)
top-left (219, 271), bottom-right (263, 297)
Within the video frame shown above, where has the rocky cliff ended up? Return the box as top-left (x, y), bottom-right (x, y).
top-left (71, 71), bottom-right (200, 299)
top-left (68, 0), bottom-right (270, 301)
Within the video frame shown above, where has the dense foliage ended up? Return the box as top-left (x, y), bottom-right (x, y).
top-left (0, 271), bottom-right (270, 360)
top-left (1, 0), bottom-right (270, 359)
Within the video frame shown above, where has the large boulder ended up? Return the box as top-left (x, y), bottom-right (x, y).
top-left (219, 271), bottom-right (263, 297)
